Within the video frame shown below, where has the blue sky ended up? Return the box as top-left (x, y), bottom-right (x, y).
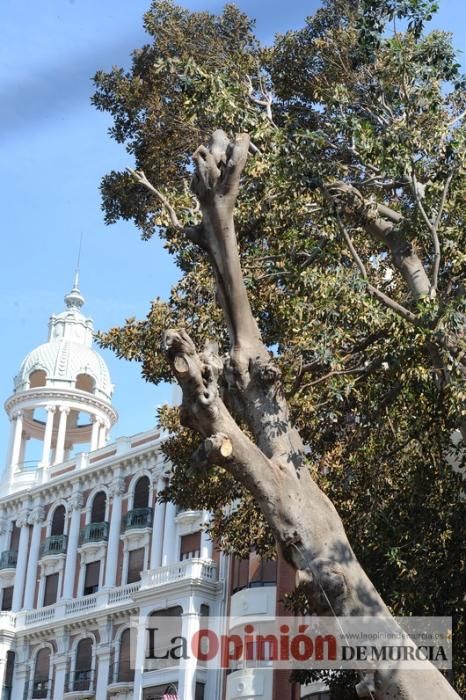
top-left (0, 0), bottom-right (464, 458)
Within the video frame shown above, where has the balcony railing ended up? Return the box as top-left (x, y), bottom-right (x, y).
top-left (40, 534), bottom-right (68, 558)
top-left (66, 668), bottom-right (95, 693)
top-left (0, 550), bottom-right (17, 570)
top-left (79, 521), bottom-right (109, 545)
top-left (31, 679), bottom-right (50, 699)
top-left (141, 558), bottom-right (218, 588)
top-left (122, 507), bottom-right (153, 532)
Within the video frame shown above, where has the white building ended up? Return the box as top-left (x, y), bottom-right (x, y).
top-left (0, 280), bottom-right (328, 700)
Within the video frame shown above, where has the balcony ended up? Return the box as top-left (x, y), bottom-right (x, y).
top-left (31, 679), bottom-right (50, 699)
top-left (64, 669), bottom-right (95, 696)
top-left (0, 550), bottom-right (17, 570)
top-left (79, 522), bottom-right (109, 545)
top-left (140, 558), bottom-right (218, 589)
top-left (40, 534), bottom-right (68, 558)
top-left (230, 584), bottom-right (277, 621)
top-left (122, 507), bottom-right (153, 532)
top-left (226, 668), bottom-right (273, 699)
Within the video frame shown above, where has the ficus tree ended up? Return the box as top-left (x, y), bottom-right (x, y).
top-left (92, 0), bottom-right (465, 697)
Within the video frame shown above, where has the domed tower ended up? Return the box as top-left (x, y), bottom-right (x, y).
top-left (4, 275), bottom-right (118, 493)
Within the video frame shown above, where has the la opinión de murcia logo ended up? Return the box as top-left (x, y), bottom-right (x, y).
top-left (131, 616), bottom-right (453, 671)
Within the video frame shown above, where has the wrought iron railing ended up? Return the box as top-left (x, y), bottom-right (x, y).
top-left (0, 550), bottom-right (17, 570)
top-left (122, 507), bottom-right (153, 532)
top-left (39, 534), bottom-right (68, 558)
top-left (79, 521), bottom-right (109, 544)
top-left (108, 661), bottom-right (135, 684)
top-left (31, 679), bottom-right (50, 699)
top-left (66, 668), bottom-right (95, 692)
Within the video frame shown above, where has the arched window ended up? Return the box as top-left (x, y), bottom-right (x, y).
top-left (74, 638), bottom-right (93, 691)
top-left (91, 492), bottom-right (106, 523)
top-left (118, 629), bottom-right (134, 682)
top-left (32, 648), bottom-right (50, 699)
top-left (50, 505), bottom-right (65, 536)
top-left (75, 373), bottom-right (95, 394)
top-left (133, 476), bottom-right (150, 509)
top-left (29, 370), bottom-right (47, 388)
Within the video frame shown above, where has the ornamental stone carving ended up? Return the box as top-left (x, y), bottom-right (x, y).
top-left (28, 506), bottom-right (45, 525)
top-left (16, 509), bottom-right (30, 528)
top-left (110, 476), bottom-right (125, 497)
top-left (69, 492), bottom-right (84, 511)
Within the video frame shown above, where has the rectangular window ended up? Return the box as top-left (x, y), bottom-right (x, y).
top-left (43, 573), bottom-right (59, 606)
top-left (232, 556), bottom-right (249, 593)
top-left (179, 532), bottom-right (201, 561)
top-left (249, 551), bottom-right (277, 587)
top-left (127, 547), bottom-right (145, 584)
top-left (1, 586), bottom-right (13, 611)
top-left (84, 560), bottom-right (100, 595)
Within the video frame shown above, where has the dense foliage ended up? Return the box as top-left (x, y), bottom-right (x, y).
top-left (92, 0), bottom-right (466, 694)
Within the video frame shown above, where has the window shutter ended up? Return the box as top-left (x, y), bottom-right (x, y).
top-left (1, 586), bottom-right (13, 611)
top-left (84, 561), bottom-right (100, 595)
top-left (127, 548), bottom-right (145, 584)
top-left (232, 557), bottom-right (249, 592)
top-left (249, 552), bottom-right (277, 586)
top-left (179, 532), bottom-right (201, 561)
top-left (43, 573), bottom-right (59, 606)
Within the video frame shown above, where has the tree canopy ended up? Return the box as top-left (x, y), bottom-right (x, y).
top-left (92, 0), bottom-right (465, 696)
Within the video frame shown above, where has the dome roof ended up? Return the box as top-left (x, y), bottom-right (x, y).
top-left (13, 275), bottom-right (113, 402)
top-left (15, 339), bottom-right (113, 401)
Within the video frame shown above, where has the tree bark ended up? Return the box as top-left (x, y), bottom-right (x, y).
top-left (163, 130), bottom-right (460, 700)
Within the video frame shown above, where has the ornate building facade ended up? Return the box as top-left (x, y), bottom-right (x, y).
top-left (0, 281), bottom-right (327, 700)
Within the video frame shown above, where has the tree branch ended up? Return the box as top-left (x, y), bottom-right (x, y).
top-left (323, 186), bottom-right (420, 325)
top-left (326, 181), bottom-right (432, 300)
top-left (127, 168), bottom-right (181, 228)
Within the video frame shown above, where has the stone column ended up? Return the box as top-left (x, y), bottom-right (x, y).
top-left (200, 511), bottom-right (213, 560)
top-left (54, 406), bottom-right (70, 465)
top-left (161, 500), bottom-right (177, 566)
top-left (53, 629), bottom-right (69, 700)
top-left (10, 410), bottom-right (24, 468)
top-left (178, 604), bottom-right (201, 700)
top-left (132, 609), bottom-right (150, 700)
top-left (10, 640), bottom-right (30, 700)
top-left (18, 433), bottom-right (29, 467)
top-left (62, 491), bottom-right (83, 599)
top-left (90, 417), bottom-right (100, 451)
top-left (40, 406), bottom-right (56, 468)
top-left (97, 420), bottom-right (107, 449)
top-left (0, 642), bottom-right (12, 698)
top-left (95, 619), bottom-right (112, 700)
top-left (23, 505), bottom-right (45, 609)
top-left (12, 508), bottom-right (30, 611)
top-left (150, 478), bottom-right (166, 569)
top-left (104, 476), bottom-right (125, 587)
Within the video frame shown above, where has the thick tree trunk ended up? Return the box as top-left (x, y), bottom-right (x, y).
top-left (163, 131), bottom-right (460, 700)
